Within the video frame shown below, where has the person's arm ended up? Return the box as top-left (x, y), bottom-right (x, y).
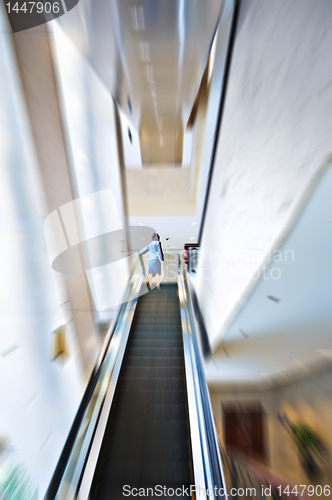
top-left (139, 245), bottom-right (149, 256)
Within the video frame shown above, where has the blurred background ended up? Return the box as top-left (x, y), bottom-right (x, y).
top-left (0, 0), bottom-right (332, 498)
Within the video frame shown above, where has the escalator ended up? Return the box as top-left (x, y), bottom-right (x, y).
top-left (45, 260), bottom-right (226, 500)
top-left (90, 285), bottom-right (193, 499)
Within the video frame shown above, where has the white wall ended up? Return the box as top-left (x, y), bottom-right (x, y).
top-left (0, 7), bottom-right (85, 497)
top-left (201, 162), bottom-right (332, 385)
top-left (0, 13), bottom-right (132, 498)
top-left (51, 24), bottom-right (131, 323)
top-left (196, 0), bottom-right (332, 349)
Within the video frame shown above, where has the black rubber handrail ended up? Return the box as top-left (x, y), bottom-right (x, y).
top-left (139, 254), bottom-right (151, 291)
top-left (182, 270), bottom-right (226, 499)
top-left (44, 264), bottom-right (139, 500)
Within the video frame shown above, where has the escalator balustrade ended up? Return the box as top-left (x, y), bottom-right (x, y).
top-left (90, 285), bottom-right (194, 499)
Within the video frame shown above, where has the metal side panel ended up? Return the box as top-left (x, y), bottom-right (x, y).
top-left (178, 272), bottom-right (228, 500)
top-left (76, 275), bottom-right (143, 500)
top-left (178, 275), bottom-right (208, 500)
top-left (53, 274), bottom-right (143, 500)
top-left (186, 279), bottom-right (228, 500)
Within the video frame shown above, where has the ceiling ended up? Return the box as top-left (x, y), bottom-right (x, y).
top-left (201, 163), bottom-right (332, 389)
top-left (58, 0), bottom-right (224, 166)
top-left (55, 0), bottom-right (236, 248)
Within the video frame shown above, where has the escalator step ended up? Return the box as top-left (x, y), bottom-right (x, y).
top-left (90, 285), bottom-right (193, 500)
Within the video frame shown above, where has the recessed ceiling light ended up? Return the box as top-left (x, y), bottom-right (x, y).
top-left (129, 6), bottom-right (145, 31)
top-left (138, 41), bottom-right (150, 62)
top-left (259, 373), bottom-right (274, 385)
top-left (76, 151), bottom-right (88, 162)
top-left (1, 344), bottom-right (19, 357)
top-left (141, 237), bottom-right (146, 240)
top-left (144, 64), bottom-right (154, 82)
top-left (190, 221), bottom-right (198, 225)
top-left (189, 237), bottom-right (195, 240)
top-left (267, 295), bottom-right (281, 304)
top-left (317, 349), bottom-right (332, 360)
top-left (239, 329), bottom-right (249, 338)
top-left (290, 358), bottom-right (310, 372)
top-left (138, 222), bottom-right (144, 226)
top-left (149, 81), bottom-right (156, 96)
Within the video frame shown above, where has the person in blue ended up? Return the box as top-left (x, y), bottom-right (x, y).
top-left (140, 232), bottom-right (164, 289)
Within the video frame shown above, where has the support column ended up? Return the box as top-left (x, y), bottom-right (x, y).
top-left (11, 25), bottom-right (99, 381)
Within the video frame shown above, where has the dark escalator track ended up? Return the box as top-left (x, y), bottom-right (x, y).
top-left (90, 284), bottom-right (193, 500)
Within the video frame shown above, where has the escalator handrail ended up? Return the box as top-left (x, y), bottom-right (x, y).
top-left (180, 267), bottom-right (227, 499)
top-left (44, 256), bottom-right (141, 500)
top-left (139, 253), bottom-right (151, 291)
